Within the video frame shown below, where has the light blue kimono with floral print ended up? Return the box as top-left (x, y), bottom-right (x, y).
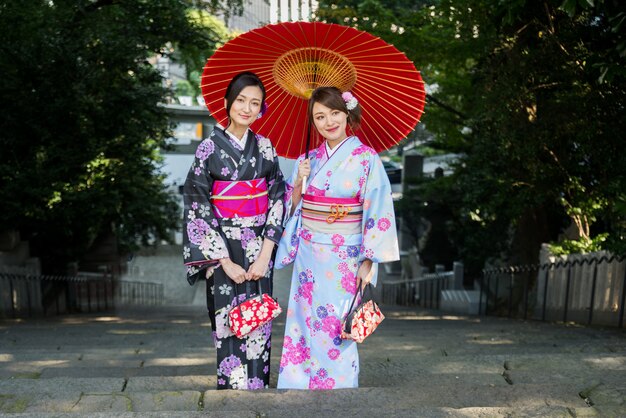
top-left (276, 136), bottom-right (399, 389)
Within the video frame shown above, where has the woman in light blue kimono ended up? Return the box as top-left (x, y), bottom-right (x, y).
top-left (276, 87), bottom-right (399, 389)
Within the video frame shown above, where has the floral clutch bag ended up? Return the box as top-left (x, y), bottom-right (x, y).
top-left (228, 282), bottom-right (281, 339)
top-left (341, 283), bottom-right (385, 343)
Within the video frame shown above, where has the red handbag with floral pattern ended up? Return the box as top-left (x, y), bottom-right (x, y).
top-left (341, 283), bottom-right (385, 343)
top-left (228, 282), bottom-right (282, 338)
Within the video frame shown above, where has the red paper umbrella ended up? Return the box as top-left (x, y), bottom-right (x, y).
top-left (201, 21), bottom-right (426, 159)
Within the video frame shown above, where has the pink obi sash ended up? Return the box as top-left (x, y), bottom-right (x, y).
top-left (211, 178), bottom-right (268, 219)
top-left (301, 195), bottom-right (363, 234)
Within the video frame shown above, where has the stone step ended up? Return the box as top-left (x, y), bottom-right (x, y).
top-left (0, 350), bottom-right (215, 362)
top-left (5, 330), bottom-right (625, 354)
top-left (5, 316), bottom-right (623, 353)
top-left (2, 302), bottom-right (624, 417)
top-left (3, 349), bottom-right (623, 396)
top-left (5, 347), bottom-right (626, 368)
top-left (0, 383), bottom-right (594, 413)
top-left (0, 405), bottom-right (591, 418)
top-left (11, 352), bottom-right (619, 380)
top-left (502, 354), bottom-right (626, 371)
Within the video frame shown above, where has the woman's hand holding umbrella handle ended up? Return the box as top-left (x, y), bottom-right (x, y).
top-left (291, 159), bottom-right (311, 210)
top-left (297, 158), bottom-right (310, 189)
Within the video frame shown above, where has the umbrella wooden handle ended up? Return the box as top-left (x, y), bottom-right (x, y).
top-left (301, 176), bottom-right (307, 194)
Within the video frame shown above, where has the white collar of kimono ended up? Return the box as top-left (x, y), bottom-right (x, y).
top-left (325, 136), bottom-right (351, 158)
top-left (216, 123), bottom-right (248, 149)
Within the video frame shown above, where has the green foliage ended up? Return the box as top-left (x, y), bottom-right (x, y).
top-left (175, 80), bottom-right (195, 97)
top-left (0, 0), bottom-right (227, 272)
top-left (548, 234), bottom-right (609, 256)
top-left (451, 0), bottom-right (626, 260)
top-left (557, 0), bottom-right (626, 83)
top-left (193, 0), bottom-right (245, 23)
top-left (187, 70), bottom-right (203, 100)
top-left (603, 192), bottom-right (626, 254)
top-left (176, 9), bottom-right (231, 99)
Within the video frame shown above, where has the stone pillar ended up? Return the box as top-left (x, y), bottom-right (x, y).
top-left (401, 151), bottom-right (424, 193)
top-left (0, 230), bottom-right (20, 251)
top-left (399, 151), bottom-right (425, 252)
top-left (453, 261), bottom-right (464, 290)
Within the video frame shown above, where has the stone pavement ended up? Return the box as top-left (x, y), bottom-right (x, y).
top-left (1, 266), bottom-right (625, 417)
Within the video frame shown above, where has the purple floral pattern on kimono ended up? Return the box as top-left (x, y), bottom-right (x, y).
top-left (183, 127), bottom-right (285, 390)
top-left (276, 136), bottom-right (399, 390)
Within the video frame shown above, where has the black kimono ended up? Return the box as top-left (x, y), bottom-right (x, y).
top-left (183, 126), bottom-right (285, 389)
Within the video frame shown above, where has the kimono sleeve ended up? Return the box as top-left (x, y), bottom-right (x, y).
top-left (262, 145), bottom-right (286, 245)
top-left (182, 139), bottom-right (230, 285)
top-left (274, 156), bottom-right (304, 269)
top-left (359, 153), bottom-right (400, 283)
top-left (282, 154), bottom-right (303, 223)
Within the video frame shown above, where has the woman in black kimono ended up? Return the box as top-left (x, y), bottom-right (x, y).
top-left (183, 72), bottom-right (285, 390)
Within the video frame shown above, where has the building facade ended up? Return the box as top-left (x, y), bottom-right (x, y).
top-left (223, 0), bottom-right (316, 31)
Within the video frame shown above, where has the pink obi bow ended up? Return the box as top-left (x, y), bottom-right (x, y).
top-left (211, 178), bottom-right (268, 219)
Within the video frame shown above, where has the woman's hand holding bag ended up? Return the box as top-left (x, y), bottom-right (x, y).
top-left (341, 282), bottom-right (385, 343)
top-left (228, 281), bottom-right (282, 338)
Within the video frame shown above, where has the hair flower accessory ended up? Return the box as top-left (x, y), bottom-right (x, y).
top-left (257, 102), bottom-right (268, 119)
top-left (342, 91), bottom-right (358, 111)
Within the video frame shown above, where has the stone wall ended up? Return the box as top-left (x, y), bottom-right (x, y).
top-left (121, 244), bottom-right (202, 305)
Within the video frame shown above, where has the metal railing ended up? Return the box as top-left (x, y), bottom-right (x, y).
top-left (0, 273), bottom-right (164, 318)
top-left (116, 280), bottom-right (164, 306)
top-left (480, 254), bottom-right (626, 328)
top-left (381, 271), bottom-right (455, 308)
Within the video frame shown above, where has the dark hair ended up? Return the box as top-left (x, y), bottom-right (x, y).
top-left (224, 71), bottom-right (266, 121)
top-left (307, 86), bottom-right (361, 131)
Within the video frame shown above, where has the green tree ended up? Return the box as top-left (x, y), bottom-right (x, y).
top-left (178, 9), bottom-right (232, 100)
top-left (445, 0), bottom-right (626, 269)
top-left (0, 0), bottom-right (231, 273)
top-left (317, 0), bottom-right (626, 275)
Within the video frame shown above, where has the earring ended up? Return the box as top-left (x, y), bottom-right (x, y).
top-left (258, 102), bottom-right (268, 120)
